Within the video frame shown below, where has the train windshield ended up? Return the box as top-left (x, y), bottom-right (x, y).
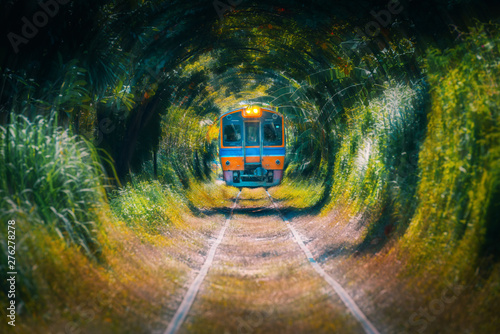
top-left (263, 120), bottom-right (283, 146)
top-left (223, 124), bottom-right (242, 146)
top-left (245, 122), bottom-right (260, 146)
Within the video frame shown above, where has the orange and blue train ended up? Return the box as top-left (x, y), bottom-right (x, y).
top-left (219, 106), bottom-right (285, 188)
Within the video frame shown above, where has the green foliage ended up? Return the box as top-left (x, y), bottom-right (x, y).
top-left (157, 105), bottom-right (217, 186)
top-left (99, 78), bottom-right (136, 112)
top-left (0, 114), bottom-right (112, 313)
top-left (403, 22), bottom-right (500, 276)
top-left (109, 180), bottom-right (187, 234)
top-left (0, 114), bottom-right (108, 257)
top-left (325, 81), bottom-right (428, 222)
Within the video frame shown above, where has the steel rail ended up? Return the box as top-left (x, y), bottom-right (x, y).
top-left (164, 191), bottom-right (241, 334)
top-left (265, 190), bottom-right (381, 334)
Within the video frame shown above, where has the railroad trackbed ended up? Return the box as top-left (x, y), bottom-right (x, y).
top-left (164, 188), bottom-right (380, 334)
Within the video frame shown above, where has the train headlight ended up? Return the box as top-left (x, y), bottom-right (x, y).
top-left (276, 159), bottom-right (281, 165)
top-left (225, 160), bottom-right (230, 166)
top-left (243, 106), bottom-right (261, 117)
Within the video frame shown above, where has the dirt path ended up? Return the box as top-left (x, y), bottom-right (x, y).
top-left (169, 188), bottom-right (370, 333)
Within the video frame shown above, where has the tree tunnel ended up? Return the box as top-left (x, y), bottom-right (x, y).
top-left (1, 0), bottom-right (500, 333)
top-left (2, 0), bottom-right (477, 183)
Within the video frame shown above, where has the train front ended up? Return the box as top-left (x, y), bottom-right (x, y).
top-left (219, 106), bottom-right (285, 188)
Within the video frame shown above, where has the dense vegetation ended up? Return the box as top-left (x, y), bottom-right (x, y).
top-left (271, 22), bottom-right (500, 332)
top-left (0, 0), bottom-right (499, 332)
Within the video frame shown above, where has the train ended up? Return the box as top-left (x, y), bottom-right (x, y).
top-left (218, 106), bottom-right (285, 188)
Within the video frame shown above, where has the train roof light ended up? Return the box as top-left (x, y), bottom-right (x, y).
top-left (243, 106), bottom-right (262, 118)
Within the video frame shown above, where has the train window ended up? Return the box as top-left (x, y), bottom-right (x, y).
top-left (223, 124), bottom-right (241, 146)
top-left (263, 121), bottom-right (283, 146)
top-left (245, 122), bottom-right (260, 145)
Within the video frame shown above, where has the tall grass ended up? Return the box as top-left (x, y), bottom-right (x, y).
top-left (0, 114), bottom-right (108, 256)
top-left (0, 113), bottom-right (226, 332)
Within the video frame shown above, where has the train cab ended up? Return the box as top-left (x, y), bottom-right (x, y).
top-left (219, 106), bottom-right (285, 188)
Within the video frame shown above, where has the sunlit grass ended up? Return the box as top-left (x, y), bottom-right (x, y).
top-left (186, 178), bottom-right (240, 209)
top-left (268, 178), bottom-right (324, 209)
top-left (109, 180), bottom-right (189, 233)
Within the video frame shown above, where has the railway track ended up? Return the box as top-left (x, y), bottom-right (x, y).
top-left (265, 190), bottom-right (380, 334)
top-left (164, 191), bottom-right (241, 334)
top-left (164, 189), bottom-right (381, 334)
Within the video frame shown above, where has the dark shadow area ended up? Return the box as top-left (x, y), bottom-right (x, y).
top-left (316, 242), bottom-right (357, 263)
top-left (232, 207), bottom-right (279, 217)
top-left (480, 183), bottom-right (500, 263)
